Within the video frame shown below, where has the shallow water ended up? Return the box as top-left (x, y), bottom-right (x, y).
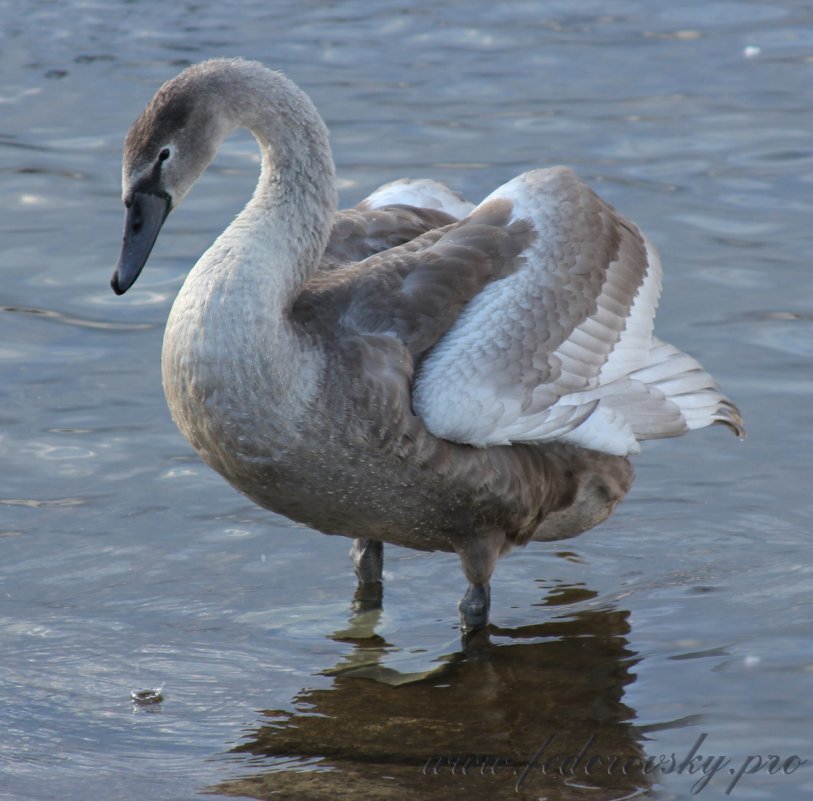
top-left (1, 1), bottom-right (812, 799)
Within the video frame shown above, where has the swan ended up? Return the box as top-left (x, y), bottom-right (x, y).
top-left (111, 59), bottom-right (743, 632)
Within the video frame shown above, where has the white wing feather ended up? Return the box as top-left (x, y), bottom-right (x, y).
top-left (413, 167), bottom-right (741, 456)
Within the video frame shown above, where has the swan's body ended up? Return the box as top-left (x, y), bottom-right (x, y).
top-left (112, 59), bottom-right (743, 631)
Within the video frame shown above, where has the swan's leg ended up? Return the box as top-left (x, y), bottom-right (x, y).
top-left (350, 538), bottom-right (384, 585)
top-left (456, 530), bottom-right (505, 633)
top-left (459, 582), bottom-right (491, 632)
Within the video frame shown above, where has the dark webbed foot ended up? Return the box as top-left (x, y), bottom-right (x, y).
top-left (349, 538), bottom-right (384, 585)
top-left (459, 582), bottom-right (491, 633)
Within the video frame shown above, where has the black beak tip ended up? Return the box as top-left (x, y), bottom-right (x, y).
top-left (110, 271), bottom-right (126, 295)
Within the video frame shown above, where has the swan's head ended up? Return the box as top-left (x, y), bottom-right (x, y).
top-left (111, 64), bottom-right (233, 295)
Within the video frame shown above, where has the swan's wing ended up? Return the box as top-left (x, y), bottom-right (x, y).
top-left (411, 167), bottom-right (656, 448)
top-left (300, 167), bottom-right (740, 456)
top-left (322, 178), bottom-right (474, 270)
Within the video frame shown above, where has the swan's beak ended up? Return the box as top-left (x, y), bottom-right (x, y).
top-left (111, 191), bottom-right (171, 295)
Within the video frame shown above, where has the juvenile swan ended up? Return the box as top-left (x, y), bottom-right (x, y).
top-left (111, 59), bottom-right (743, 632)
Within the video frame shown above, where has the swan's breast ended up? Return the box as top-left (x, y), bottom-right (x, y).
top-left (161, 249), bottom-right (325, 476)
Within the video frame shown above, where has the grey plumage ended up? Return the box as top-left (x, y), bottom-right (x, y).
top-left (111, 59), bottom-right (743, 632)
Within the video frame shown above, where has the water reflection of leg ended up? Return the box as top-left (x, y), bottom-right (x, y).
top-left (352, 577), bottom-right (383, 614)
top-left (330, 580), bottom-right (384, 643)
top-left (335, 538), bottom-right (384, 640)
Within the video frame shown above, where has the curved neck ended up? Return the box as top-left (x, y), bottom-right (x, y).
top-left (209, 63), bottom-right (338, 304)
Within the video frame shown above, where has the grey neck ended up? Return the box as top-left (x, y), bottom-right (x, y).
top-left (214, 61), bottom-right (338, 298)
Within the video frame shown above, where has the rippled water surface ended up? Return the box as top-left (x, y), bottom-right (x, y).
top-left (2, 2), bottom-right (812, 799)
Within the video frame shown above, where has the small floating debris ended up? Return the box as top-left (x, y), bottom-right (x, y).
top-left (743, 45), bottom-right (761, 59)
top-left (130, 686), bottom-right (164, 705)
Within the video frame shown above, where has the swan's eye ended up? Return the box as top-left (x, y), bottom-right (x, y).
top-left (158, 147), bottom-right (171, 163)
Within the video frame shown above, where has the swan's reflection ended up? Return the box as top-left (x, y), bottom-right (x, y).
top-left (215, 584), bottom-right (648, 800)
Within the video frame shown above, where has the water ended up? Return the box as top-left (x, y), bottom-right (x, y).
top-left (1, 1), bottom-right (811, 799)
